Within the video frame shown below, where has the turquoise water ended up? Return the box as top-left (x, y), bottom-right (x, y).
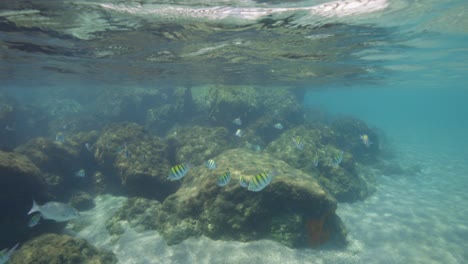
top-left (1, 0), bottom-right (468, 263)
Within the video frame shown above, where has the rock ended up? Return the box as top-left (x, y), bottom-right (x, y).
top-left (265, 126), bottom-right (376, 202)
top-left (166, 126), bottom-right (235, 165)
top-left (69, 191), bottom-right (95, 211)
top-left (207, 86), bottom-right (261, 127)
top-left (0, 150), bottom-right (47, 249)
top-left (14, 137), bottom-right (82, 198)
top-left (8, 233), bottom-right (117, 264)
top-left (331, 117), bottom-right (380, 164)
top-left (156, 148), bottom-right (347, 248)
top-left (105, 197), bottom-right (161, 236)
top-left (94, 123), bottom-right (177, 200)
top-left (0, 94), bottom-right (20, 150)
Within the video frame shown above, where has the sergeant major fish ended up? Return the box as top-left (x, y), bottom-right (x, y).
top-left (205, 159), bottom-right (217, 170)
top-left (168, 163), bottom-right (192, 181)
top-left (239, 176), bottom-right (249, 188)
top-left (247, 171), bottom-right (277, 192)
top-left (292, 136), bottom-right (304, 150)
top-left (217, 170), bottom-right (231, 187)
top-left (360, 134), bottom-right (372, 147)
top-left (28, 200), bottom-right (80, 222)
top-left (28, 214), bottom-right (42, 227)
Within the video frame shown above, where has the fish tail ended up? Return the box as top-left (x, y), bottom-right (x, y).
top-left (28, 200), bottom-right (40, 215)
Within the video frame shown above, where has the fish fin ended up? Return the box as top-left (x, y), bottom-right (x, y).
top-left (28, 200), bottom-right (40, 215)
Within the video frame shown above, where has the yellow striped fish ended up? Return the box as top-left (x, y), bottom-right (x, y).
top-left (217, 170), bottom-right (231, 187)
top-left (239, 176), bottom-right (249, 188)
top-left (247, 171), bottom-right (277, 192)
top-left (167, 163), bottom-right (191, 181)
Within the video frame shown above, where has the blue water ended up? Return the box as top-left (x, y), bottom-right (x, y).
top-left (1, 0), bottom-right (468, 263)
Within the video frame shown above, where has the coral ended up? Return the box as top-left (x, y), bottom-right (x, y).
top-left (306, 213), bottom-right (331, 247)
top-left (8, 233), bottom-right (117, 264)
top-left (94, 123), bottom-right (177, 200)
top-left (166, 125), bottom-right (235, 165)
top-left (0, 150), bottom-right (48, 249)
top-left (69, 191), bottom-right (95, 211)
top-left (265, 125), bottom-right (376, 202)
top-left (105, 197), bottom-right (161, 236)
top-left (331, 117), bottom-right (380, 164)
top-left (153, 148), bottom-right (346, 248)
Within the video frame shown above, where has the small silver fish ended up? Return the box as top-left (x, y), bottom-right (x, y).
top-left (232, 117), bottom-right (242, 126)
top-left (28, 214), bottom-right (42, 227)
top-left (0, 243), bottom-right (19, 264)
top-left (273, 123), bottom-right (283, 130)
top-left (75, 169), bottom-right (85, 178)
top-left (28, 200), bottom-right (80, 222)
top-left (205, 159), bottom-right (217, 170)
top-left (217, 170), bottom-right (231, 187)
top-left (85, 142), bottom-right (93, 152)
top-left (235, 129), bottom-right (244, 137)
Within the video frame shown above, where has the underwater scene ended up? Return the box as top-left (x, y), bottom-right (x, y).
top-left (1, 0), bottom-right (467, 263)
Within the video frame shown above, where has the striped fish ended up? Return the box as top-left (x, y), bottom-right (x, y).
top-left (292, 136), bottom-right (304, 150)
top-left (205, 159), bottom-right (217, 170)
top-left (28, 214), bottom-right (42, 228)
top-left (168, 163), bottom-right (191, 181)
top-left (239, 176), bottom-right (249, 188)
top-left (330, 150), bottom-right (344, 168)
top-left (247, 171), bottom-right (277, 192)
top-left (217, 170), bottom-right (231, 187)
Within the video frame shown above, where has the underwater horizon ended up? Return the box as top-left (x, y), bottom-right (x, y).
top-left (1, 0), bottom-right (467, 263)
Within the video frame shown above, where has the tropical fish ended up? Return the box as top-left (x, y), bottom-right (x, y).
top-left (205, 159), bottom-right (217, 170)
top-left (232, 117), bottom-right (242, 126)
top-left (247, 171), bottom-right (277, 192)
top-left (235, 129), bottom-right (244, 138)
top-left (239, 176), bottom-right (249, 188)
top-left (0, 243), bottom-right (19, 264)
top-left (292, 136), bottom-right (304, 150)
top-left (360, 134), bottom-right (372, 147)
top-left (55, 132), bottom-right (65, 143)
top-left (75, 169), bottom-right (86, 178)
top-left (217, 170), bottom-right (231, 187)
top-left (167, 163), bottom-right (191, 181)
top-left (84, 142), bottom-right (93, 152)
top-left (28, 213), bottom-right (42, 227)
top-left (28, 200), bottom-right (80, 222)
top-left (273, 123), bottom-right (284, 130)
top-left (330, 150), bottom-right (344, 168)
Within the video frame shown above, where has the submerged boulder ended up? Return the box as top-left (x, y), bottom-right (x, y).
top-left (14, 137), bottom-right (83, 199)
top-left (8, 233), bottom-right (117, 264)
top-left (156, 148), bottom-right (347, 248)
top-left (93, 123), bottom-right (177, 200)
top-left (0, 150), bottom-right (47, 249)
top-left (166, 125), bottom-right (235, 165)
top-left (331, 117), bottom-right (380, 164)
top-left (266, 126), bottom-right (376, 202)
